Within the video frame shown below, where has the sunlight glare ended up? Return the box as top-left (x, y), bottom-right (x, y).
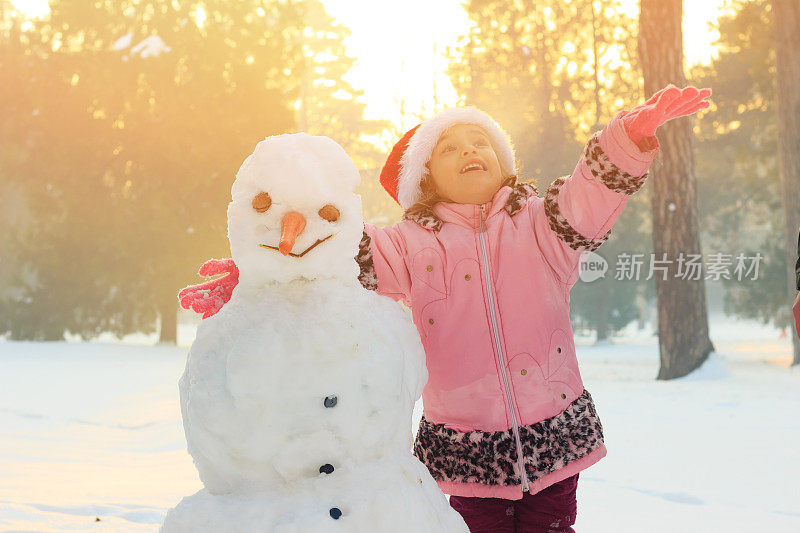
top-left (322, 0), bottom-right (728, 132)
top-left (9, 0), bottom-right (49, 18)
top-left (8, 0), bottom-right (730, 135)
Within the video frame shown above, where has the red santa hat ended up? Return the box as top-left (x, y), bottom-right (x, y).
top-left (379, 106), bottom-right (518, 210)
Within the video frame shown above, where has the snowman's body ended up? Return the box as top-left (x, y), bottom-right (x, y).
top-left (161, 134), bottom-right (468, 532)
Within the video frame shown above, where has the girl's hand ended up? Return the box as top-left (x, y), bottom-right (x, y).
top-left (177, 258), bottom-right (239, 319)
top-left (622, 84), bottom-right (712, 151)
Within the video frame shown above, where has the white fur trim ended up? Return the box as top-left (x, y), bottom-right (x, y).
top-left (397, 106), bottom-right (517, 209)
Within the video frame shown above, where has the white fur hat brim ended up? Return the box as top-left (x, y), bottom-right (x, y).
top-left (397, 106), bottom-right (517, 209)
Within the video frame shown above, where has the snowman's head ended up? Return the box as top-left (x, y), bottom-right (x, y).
top-left (227, 133), bottom-right (363, 285)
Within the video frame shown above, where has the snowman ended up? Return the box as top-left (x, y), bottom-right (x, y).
top-left (161, 133), bottom-right (468, 532)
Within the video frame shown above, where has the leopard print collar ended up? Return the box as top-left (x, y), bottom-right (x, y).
top-left (402, 182), bottom-right (540, 231)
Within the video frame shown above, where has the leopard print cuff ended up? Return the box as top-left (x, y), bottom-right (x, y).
top-left (413, 388), bottom-right (605, 487)
top-left (355, 229), bottom-right (378, 291)
top-left (584, 131), bottom-right (648, 195)
top-left (504, 182), bottom-right (539, 218)
top-left (544, 176), bottom-right (611, 252)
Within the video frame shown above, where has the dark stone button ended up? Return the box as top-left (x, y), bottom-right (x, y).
top-left (329, 507), bottom-right (342, 519)
top-left (319, 463), bottom-right (334, 475)
top-left (561, 393), bottom-right (567, 399)
top-left (324, 395), bottom-right (337, 408)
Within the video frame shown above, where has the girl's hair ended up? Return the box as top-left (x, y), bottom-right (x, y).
top-left (402, 174), bottom-right (519, 220)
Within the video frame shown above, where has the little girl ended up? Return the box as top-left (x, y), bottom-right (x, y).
top-left (179, 84), bottom-right (711, 532)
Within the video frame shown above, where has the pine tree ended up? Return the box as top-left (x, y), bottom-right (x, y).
top-left (639, 0), bottom-right (714, 379)
top-left (0, 0), bottom-right (378, 343)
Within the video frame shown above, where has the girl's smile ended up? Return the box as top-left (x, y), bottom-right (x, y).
top-left (459, 157), bottom-right (488, 174)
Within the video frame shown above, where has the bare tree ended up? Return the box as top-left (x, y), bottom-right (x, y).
top-left (638, 0), bottom-right (715, 379)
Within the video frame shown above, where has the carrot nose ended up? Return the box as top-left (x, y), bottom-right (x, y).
top-left (279, 211), bottom-right (306, 255)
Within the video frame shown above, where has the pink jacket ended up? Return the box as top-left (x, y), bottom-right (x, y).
top-left (356, 110), bottom-right (660, 500)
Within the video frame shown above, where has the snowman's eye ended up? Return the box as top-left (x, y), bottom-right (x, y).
top-left (318, 204), bottom-right (340, 222)
top-left (252, 192), bottom-right (272, 213)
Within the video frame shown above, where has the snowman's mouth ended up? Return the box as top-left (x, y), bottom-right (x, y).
top-left (259, 233), bottom-right (336, 258)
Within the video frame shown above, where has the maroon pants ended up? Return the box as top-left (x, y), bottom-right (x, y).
top-left (448, 473), bottom-right (579, 533)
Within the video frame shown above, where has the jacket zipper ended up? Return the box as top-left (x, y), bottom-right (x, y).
top-left (477, 203), bottom-right (530, 493)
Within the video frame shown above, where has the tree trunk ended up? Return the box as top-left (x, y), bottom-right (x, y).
top-left (158, 290), bottom-right (178, 345)
top-left (638, 0), bottom-right (715, 379)
top-left (770, 0), bottom-right (800, 366)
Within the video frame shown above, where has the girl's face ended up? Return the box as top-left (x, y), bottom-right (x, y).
top-left (424, 123), bottom-right (504, 205)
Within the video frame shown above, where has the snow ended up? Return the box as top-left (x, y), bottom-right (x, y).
top-left (129, 36), bottom-right (171, 58)
top-left (113, 33), bottom-right (133, 51)
top-left (115, 35), bottom-right (171, 60)
top-left (1, 313), bottom-right (797, 531)
top-left (0, 342), bottom-right (189, 532)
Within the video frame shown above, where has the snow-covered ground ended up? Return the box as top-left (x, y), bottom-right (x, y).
top-left (1, 313), bottom-right (798, 532)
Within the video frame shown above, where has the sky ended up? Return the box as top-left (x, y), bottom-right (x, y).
top-left (10, 0), bottom-right (732, 132)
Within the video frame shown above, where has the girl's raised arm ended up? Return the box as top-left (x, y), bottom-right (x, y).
top-left (529, 84), bottom-right (711, 289)
top-left (529, 110), bottom-right (658, 288)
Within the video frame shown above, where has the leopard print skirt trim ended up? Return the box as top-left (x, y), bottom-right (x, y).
top-left (413, 388), bottom-right (605, 487)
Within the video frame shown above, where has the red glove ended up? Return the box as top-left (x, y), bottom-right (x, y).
top-left (793, 292), bottom-right (800, 340)
top-left (622, 84), bottom-right (712, 151)
top-left (177, 258), bottom-right (239, 319)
